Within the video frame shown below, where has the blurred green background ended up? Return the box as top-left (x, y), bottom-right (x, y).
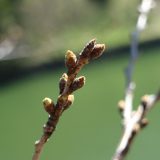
top-left (0, 0), bottom-right (160, 160)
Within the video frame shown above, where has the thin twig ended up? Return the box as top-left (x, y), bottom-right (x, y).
top-left (112, 1), bottom-right (158, 159)
top-left (125, 0), bottom-right (156, 89)
top-left (32, 39), bottom-right (105, 160)
top-left (112, 87), bottom-right (160, 160)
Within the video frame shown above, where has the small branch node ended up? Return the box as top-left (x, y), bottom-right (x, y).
top-left (114, 89), bottom-right (160, 160)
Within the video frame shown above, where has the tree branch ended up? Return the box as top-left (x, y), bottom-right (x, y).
top-left (113, 1), bottom-right (159, 159)
top-left (112, 86), bottom-right (160, 160)
top-left (32, 39), bottom-right (105, 160)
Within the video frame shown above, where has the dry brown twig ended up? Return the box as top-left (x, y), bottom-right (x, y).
top-left (112, 82), bottom-right (160, 160)
top-left (32, 39), bottom-right (105, 160)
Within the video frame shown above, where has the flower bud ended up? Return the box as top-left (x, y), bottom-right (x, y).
top-left (89, 44), bottom-right (105, 60)
top-left (80, 39), bottom-right (96, 58)
top-left (70, 76), bottom-right (85, 92)
top-left (141, 95), bottom-right (149, 102)
top-left (59, 73), bottom-right (68, 94)
top-left (43, 97), bottom-right (55, 114)
top-left (140, 118), bottom-right (149, 128)
top-left (133, 123), bottom-right (140, 133)
top-left (63, 95), bottom-right (74, 110)
top-left (141, 95), bottom-right (149, 110)
top-left (65, 50), bottom-right (77, 70)
top-left (118, 100), bottom-right (125, 111)
top-left (67, 94), bottom-right (74, 106)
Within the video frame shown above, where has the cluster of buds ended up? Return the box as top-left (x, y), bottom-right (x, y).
top-left (65, 39), bottom-right (105, 75)
top-left (54, 39), bottom-right (105, 112)
top-left (33, 39), bottom-right (105, 160)
top-left (79, 39), bottom-right (105, 62)
top-left (41, 39), bottom-right (105, 128)
top-left (40, 39), bottom-right (105, 122)
top-left (117, 95), bottom-right (149, 134)
top-left (79, 39), bottom-right (105, 61)
top-left (114, 87), bottom-right (160, 160)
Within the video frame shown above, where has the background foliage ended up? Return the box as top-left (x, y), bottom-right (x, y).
top-left (0, 0), bottom-right (160, 63)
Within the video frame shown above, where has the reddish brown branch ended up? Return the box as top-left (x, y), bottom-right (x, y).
top-left (32, 39), bottom-right (105, 160)
top-left (113, 84), bottom-right (160, 160)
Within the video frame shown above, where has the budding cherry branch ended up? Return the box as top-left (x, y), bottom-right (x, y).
top-left (32, 39), bottom-right (105, 160)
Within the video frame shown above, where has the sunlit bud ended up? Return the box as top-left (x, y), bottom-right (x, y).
top-left (43, 97), bottom-right (55, 114)
top-left (80, 39), bottom-right (96, 58)
top-left (140, 118), bottom-right (149, 128)
top-left (59, 73), bottom-right (68, 94)
top-left (65, 50), bottom-right (77, 70)
top-left (67, 94), bottom-right (74, 106)
top-left (70, 76), bottom-right (85, 92)
top-left (141, 95), bottom-right (149, 102)
top-left (118, 100), bottom-right (125, 112)
top-left (89, 44), bottom-right (105, 60)
top-left (141, 95), bottom-right (149, 109)
top-left (63, 95), bottom-right (74, 110)
top-left (133, 123), bottom-right (140, 133)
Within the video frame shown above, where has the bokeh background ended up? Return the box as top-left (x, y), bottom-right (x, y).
top-left (0, 0), bottom-right (160, 160)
